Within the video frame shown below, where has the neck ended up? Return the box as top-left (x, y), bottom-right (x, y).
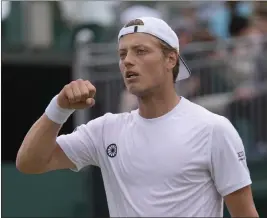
top-left (138, 85), bottom-right (180, 119)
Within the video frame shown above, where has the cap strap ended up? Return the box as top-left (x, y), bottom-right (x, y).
top-left (118, 25), bottom-right (148, 40)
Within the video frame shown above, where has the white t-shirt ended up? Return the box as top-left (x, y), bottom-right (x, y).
top-left (56, 97), bottom-right (251, 217)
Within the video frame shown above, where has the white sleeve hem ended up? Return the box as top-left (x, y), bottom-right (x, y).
top-left (57, 138), bottom-right (84, 172)
top-left (220, 179), bottom-right (252, 197)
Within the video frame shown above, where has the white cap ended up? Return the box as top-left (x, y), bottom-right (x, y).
top-left (118, 17), bottom-right (191, 82)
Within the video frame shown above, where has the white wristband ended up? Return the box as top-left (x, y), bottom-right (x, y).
top-left (45, 95), bottom-right (75, 125)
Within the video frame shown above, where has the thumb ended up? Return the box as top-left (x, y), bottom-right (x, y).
top-left (85, 98), bottom-right (95, 107)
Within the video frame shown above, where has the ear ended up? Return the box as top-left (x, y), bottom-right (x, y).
top-left (166, 51), bottom-right (177, 71)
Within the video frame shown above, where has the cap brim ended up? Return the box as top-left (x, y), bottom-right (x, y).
top-left (177, 54), bottom-right (191, 82)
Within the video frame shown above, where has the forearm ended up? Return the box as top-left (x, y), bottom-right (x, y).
top-left (16, 114), bottom-right (62, 173)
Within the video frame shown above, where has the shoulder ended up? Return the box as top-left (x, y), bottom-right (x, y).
top-left (184, 99), bottom-right (243, 152)
top-left (187, 101), bottom-right (242, 148)
top-left (183, 98), bottom-right (233, 133)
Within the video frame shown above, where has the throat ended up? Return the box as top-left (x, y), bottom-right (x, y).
top-left (138, 91), bottom-right (180, 119)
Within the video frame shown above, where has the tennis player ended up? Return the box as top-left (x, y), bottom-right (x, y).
top-left (16, 17), bottom-right (259, 217)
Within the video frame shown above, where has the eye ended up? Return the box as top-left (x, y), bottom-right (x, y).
top-left (119, 53), bottom-right (126, 60)
top-left (136, 49), bottom-right (147, 55)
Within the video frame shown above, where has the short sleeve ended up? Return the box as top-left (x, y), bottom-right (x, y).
top-left (209, 116), bottom-right (252, 197)
top-left (56, 114), bottom-right (107, 172)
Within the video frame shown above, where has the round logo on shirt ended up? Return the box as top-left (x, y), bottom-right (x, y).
top-left (106, 143), bottom-right (117, 158)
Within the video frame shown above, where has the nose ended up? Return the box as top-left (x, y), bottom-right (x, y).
top-left (123, 52), bottom-right (134, 68)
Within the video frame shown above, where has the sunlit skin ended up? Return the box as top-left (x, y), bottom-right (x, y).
top-left (118, 33), bottom-right (179, 118)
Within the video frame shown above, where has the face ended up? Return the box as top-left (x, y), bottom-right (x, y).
top-left (118, 33), bottom-right (176, 97)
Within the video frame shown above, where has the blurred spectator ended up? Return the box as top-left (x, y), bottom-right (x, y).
top-left (171, 6), bottom-right (205, 36)
top-left (178, 7), bottom-right (199, 33)
top-left (178, 30), bottom-right (230, 99)
top-left (173, 25), bottom-right (193, 50)
top-left (208, 1), bottom-right (253, 39)
top-left (227, 15), bottom-right (262, 86)
top-left (253, 5), bottom-right (267, 34)
top-left (229, 14), bottom-right (250, 37)
top-left (226, 7), bottom-right (267, 157)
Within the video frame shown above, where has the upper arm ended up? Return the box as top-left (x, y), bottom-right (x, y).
top-left (224, 185), bottom-right (259, 217)
top-left (209, 116), bottom-right (252, 197)
top-left (45, 144), bottom-right (76, 172)
top-left (51, 114), bottom-right (108, 172)
top-left (209, 117), bottom-right (259, 217)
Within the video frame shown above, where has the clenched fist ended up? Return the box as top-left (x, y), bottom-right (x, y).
top-left (57, 79), bottom-right (96, 109)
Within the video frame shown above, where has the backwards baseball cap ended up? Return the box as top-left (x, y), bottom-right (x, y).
top-left (118, 17), bottom-right (191, 82)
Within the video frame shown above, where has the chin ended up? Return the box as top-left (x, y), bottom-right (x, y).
top-left (127, 86), bottom-right (151, 97)
top-left (127, 85), bottom-right (142, 96)
top-left (128, 89), bottom-right (142, 97)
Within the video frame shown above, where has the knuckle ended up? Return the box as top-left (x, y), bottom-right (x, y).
top-left (85, 80), bottom-right (92, 85)
top-left (70, 81), bottom-right (77, 86)
top-left (91, 85), bottom-right (96, 92)
top-left (64, 84), bottom-right (70, 90)
top-left (63, 87), bottom-right (71, 96)
top-left (74, 90), bottom-right (81, 97)
top-left (81, 91), bottom-right (89, 98)
top-left (92, 91), bottom-right (96, 97)
top-left (92, 87), bottom-right (96, 94)
top-left (84, 80), bottom-right (96, 95)
top-left (67, 90), bottom-right (74, 98)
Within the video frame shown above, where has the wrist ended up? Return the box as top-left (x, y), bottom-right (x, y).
top-left (45, 95), bottom-right (75, 125)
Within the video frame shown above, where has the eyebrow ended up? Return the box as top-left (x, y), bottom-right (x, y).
top-left (118, 44), bottom-right (149, 52)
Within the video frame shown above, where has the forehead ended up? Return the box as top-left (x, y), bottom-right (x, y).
top-left (118, 33), bottom-right (160, 50)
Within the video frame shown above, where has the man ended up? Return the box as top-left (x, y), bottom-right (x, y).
top-left (16, 17), bottom-right (258, 217)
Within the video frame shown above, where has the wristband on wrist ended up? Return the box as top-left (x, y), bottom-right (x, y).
top-left (45, 95), bottom-right (75, 125)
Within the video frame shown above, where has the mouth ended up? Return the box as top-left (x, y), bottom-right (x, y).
top-left (125, 71), bottom-right (139, 79)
